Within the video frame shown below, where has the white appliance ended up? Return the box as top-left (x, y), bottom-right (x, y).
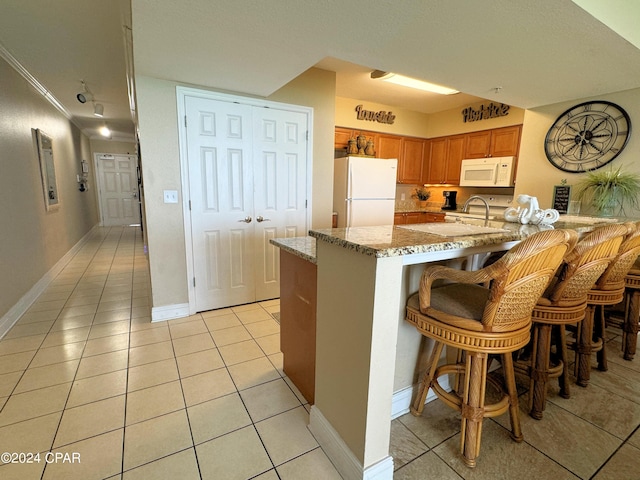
top-left (459, 156), bottom-right (515, 187)
top-left (333, 156), bottom-right (397, 227)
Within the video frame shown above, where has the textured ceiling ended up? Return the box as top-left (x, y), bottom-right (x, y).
top-left (133, 0), bottom-right (640, 109)
top-left (1, 1), bottom-right (639, 142)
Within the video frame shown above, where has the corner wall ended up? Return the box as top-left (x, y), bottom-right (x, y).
top-left (135, 68), bottom-right (336, 314)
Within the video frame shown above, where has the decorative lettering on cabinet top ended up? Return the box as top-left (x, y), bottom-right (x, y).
top-left (355, 104), bottom-right (396, 124)
top-left (462, 103), bottom-right (510, 123)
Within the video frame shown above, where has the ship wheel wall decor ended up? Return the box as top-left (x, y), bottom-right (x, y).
top-left (545, 100), bottom-right (631, 172)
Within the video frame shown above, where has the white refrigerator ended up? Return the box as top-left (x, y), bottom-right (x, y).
top-left (333, 156), bottom-right (398, 228)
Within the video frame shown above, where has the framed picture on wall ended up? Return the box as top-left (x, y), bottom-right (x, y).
top-left (33, 128), bottom-right (60, 211)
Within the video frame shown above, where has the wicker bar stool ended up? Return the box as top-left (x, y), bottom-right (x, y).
top-left (514, 223), bottom-right (627, 419)
top-left (406, 229), bottom-right (573, 467)
top-left (575, 222), bottom-right (640, 386)
top-left (614, 258), bottom-right (640, 360)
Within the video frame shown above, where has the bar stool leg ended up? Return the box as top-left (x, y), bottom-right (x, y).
top-left (502, 352), bottom-right (523, 442)
top-left (577, 305), bottom-right (595, 387)
top-left (556, 325), bottom-right (571, 398)
top-left (411, 342), bottom-right (444, 416)
top-left (529, 323), bottom-right (551, 420)
top-left (624, 290), bottom-right (640, 360)
top-left (596, 305), bottom-right (608, 371)
top-left (461, 352), bottom-right (487, 468)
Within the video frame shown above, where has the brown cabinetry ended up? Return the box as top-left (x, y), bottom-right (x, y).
top-left (399, 138), bottom-right (426, 184)
top-left (423, 212), bottom-right (446, 223)
top-left (377, 134), bottom-right (402, 161)
top-left (334, 127), bottom-right (354, 150)
top-left (424, 134), bottom-right (465, 185)
top-left (394, 212), bottom-right (407, 225)
top-left (464, 125), bottom-right (521, 158)
top-left (334, 124), bottom-right (521, 187)
top-left (280, 250), bottom-right (317, 404)
top-left (394, 211), bottom-right (445, 225)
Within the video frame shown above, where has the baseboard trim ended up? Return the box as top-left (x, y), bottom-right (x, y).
top-left (0, 226), bottom-right (98, 339)
top-left (151, 303), bottom-right (190, 322)
top-left (390, 376), bottom-right (449, 419)
top-left (309, 406), bottom-right (394, 480)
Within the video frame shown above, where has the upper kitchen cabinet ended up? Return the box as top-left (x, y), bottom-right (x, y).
top-left (398, 137), bottom-right (426, 184)
top-left (377, 134), bottom-right (402, 160)
top-left (464, 125), bottom-right (522, 159)
top-left (424, 134), bottom-right (465, 185)
top-left (334, 127), bottom-right (354, 150)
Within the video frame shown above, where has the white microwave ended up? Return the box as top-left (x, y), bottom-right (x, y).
top-left (459, 157), bottom-right (515, 187)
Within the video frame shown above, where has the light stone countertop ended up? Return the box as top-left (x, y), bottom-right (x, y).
top-left (309, 218), bottom-right (619, 259)
top-left (270, 236), bottom-right (316, 264)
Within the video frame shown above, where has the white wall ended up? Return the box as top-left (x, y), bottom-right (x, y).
top-left (515, 88), bottom-right (640, 215)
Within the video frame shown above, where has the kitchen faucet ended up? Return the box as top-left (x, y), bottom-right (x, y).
top-left (462, 195), bottom-right (490, 222)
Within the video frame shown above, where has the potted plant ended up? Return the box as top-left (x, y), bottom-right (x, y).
top-left (412, 186), bottom-right (431, 208)
top-left (575, 165), bottom-right (640, 217)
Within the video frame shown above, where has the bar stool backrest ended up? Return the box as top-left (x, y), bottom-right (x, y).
top-left (595, 222), bottom-right (640, 291)
top-left (481, 230), bottom-right (575, 331)
top-left (546, 224), bottom-right (629, 305)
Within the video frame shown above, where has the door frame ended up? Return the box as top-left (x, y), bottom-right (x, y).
top-left (93, 152), bottom-right (141, 226)
top-left (176, 86), bottom-right (314, 315)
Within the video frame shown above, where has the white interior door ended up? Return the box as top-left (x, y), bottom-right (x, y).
top-left (252, 108), bottom-right (308, 300)
top-left (96, 154), bottom-right (139, 226)
top-left (186, 96), bottom-right (255, 310)
top-left (184, 94), bottom-right (309, 311)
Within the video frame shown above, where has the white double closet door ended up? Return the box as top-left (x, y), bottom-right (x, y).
top-left (183, 93), bottom-right (309, 312)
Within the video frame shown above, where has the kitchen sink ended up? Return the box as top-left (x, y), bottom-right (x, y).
top-left (444, 212), bottom-right (498, 222)
top-left (399, 223), bottom-right (509, 237)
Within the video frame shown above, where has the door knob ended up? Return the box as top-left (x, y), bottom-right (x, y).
top-left (256, 216), bottom-right (271, 223)
top-left (238, 216), bottom-right (252, 223)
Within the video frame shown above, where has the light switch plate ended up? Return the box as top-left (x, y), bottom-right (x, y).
top-left (163, 190), bottom-right (178, 204)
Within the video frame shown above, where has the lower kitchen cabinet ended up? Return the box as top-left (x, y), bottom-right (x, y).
top-left (394, 211), bottom-right (445, 224)
top-left (279, 250), bottom-right (317, 404)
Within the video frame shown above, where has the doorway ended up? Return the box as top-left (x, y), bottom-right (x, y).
top-left (94, 153), bottom-right (140, 226)
top-left (178, 88), bottom-right (312, 312)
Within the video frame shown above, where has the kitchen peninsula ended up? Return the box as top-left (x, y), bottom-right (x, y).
top-left (295, 217), bottom-right (616, 480)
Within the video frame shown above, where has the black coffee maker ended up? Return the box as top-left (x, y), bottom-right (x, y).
top-left (442, 191), bottom-right (457, 210)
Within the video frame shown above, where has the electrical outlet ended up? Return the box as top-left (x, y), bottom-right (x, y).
top-left (163, 190), bottom-right (178, 204)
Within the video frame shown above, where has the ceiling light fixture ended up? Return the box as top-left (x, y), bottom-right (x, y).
top-left (370, 70), bottom-right (459, 95)
top-left (93, 103), bottom-right (104, 117)
top-left (76, 80), bottom-right (93, 104)
top-left (99, 125), bottom-right (111, 138)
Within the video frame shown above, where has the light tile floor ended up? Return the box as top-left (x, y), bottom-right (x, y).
top-left (3, 226), bottom-right (640, 479)
top-left (392, 320), bottom-right (640, 479)
top-left (0, 227), bottom-right (340, 480)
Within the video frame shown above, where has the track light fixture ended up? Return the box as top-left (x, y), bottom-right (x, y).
top-left (93, 103), bottom-right (104, 117)
top-left (76, 80), bottom-right (93, 104)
